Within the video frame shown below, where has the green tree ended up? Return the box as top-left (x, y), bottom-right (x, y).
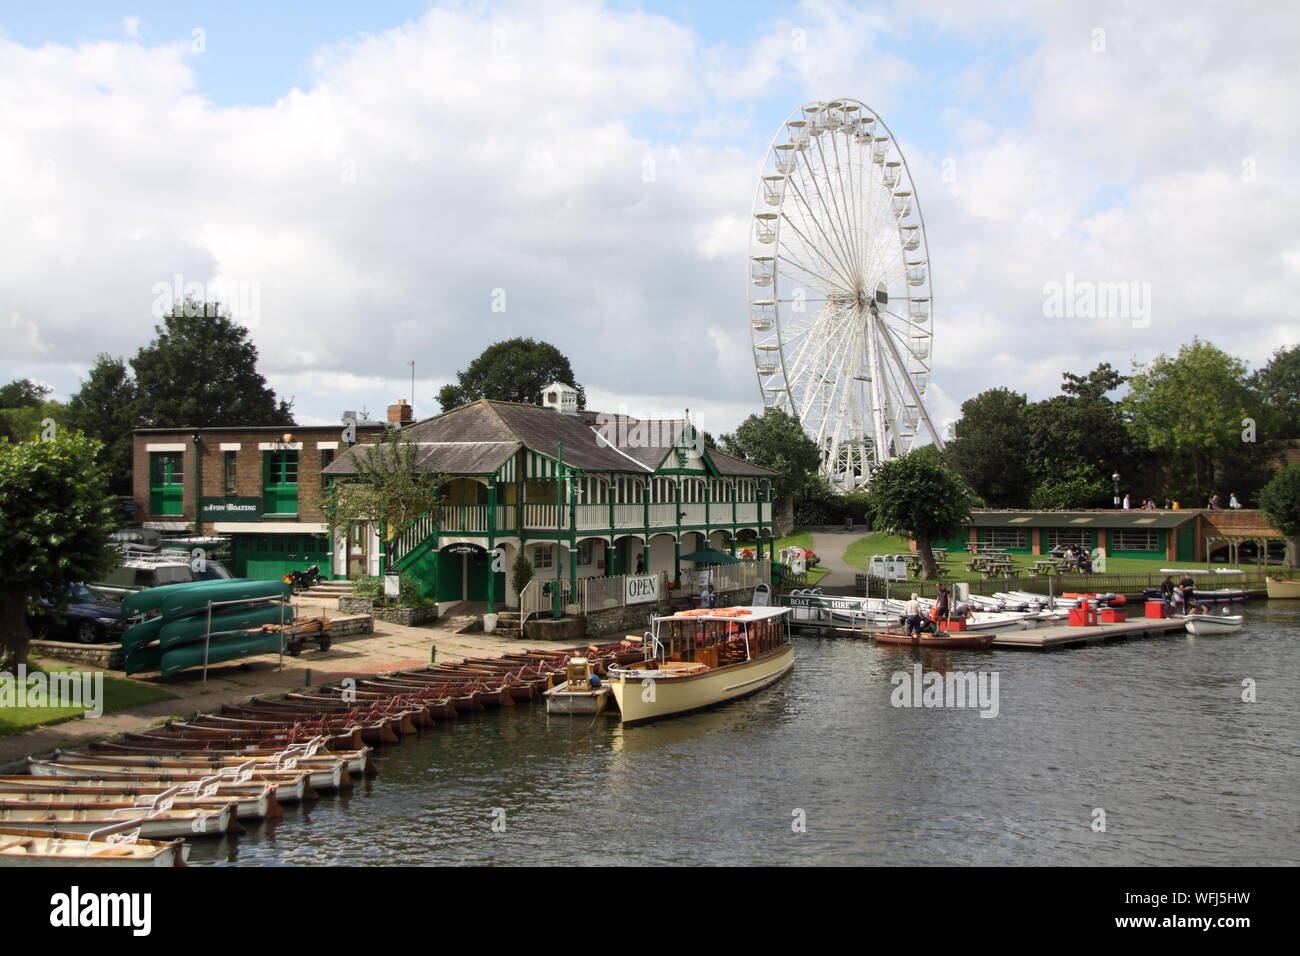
top-left (0, 379), bottom-right (51, 408)
top-left (0, 431), bottom-right (118, 669)
top-left (719, 407), bottom-right (821, 503)
top-left (1250, 345), bottom-right (1300, 439)
top-left (1258, 464), bottom-right (1300, 565)
top-left (64, 354), bottom-right (139, 497)
top-left (1123, 339), bottom-right (1265, 503)
top-left (864, 449), bottom-right (976, 578)
top-left (945, 387), bottom-right (1032, 506)
top-left (438, 338), bottom-right (585, 411)
top-left (0, 399), bottom-right (67, 444)
top-left (324, 428), bottom-right (446, 546)
top-left (132, 302), bottom-right (295, 428)
top-left (1028, 465), bottom-right (1111, 510)
top-left (511, 553), bottom-right (534, 604)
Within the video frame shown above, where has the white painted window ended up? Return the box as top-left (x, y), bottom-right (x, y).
top-left (532, 545), bottom-right (554, 569)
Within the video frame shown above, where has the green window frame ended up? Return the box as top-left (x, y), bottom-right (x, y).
top-left (263, 450), bottom-right (300, 516)
top-left (149, 452), bottom-right (184, 516)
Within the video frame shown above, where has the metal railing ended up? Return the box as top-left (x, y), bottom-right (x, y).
top-left (858, 569), bottom-right (1270, 599)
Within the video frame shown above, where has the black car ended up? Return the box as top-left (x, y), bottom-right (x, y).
top-left (27, 584), bottom-right (127, 644)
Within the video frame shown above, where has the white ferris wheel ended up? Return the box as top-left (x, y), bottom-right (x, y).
top-left (748, 98), bottom-right (944, 491)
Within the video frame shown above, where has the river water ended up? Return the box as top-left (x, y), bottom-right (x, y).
top-left (189, 601), bottom-right (1299, 866)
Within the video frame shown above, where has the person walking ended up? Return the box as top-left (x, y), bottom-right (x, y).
top-left (1122, 494), bottom-right (1132, 510)
top-left (1229, 493), bottom-right (1242, 509)
top-left (1208, 494), bottom-right (1220, 510)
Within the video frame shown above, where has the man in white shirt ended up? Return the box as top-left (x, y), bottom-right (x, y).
top-left (903, 593), bottom-right (922, 637)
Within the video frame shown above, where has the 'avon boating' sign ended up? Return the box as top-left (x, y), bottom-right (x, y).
top-left (625, 574), bottom-right (660, 605)
top-left (198, 496), bottom-right (263, 521)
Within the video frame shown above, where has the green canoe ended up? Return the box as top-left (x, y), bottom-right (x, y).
top-left (158, 605), bottom-right (288, 649)
top-left (121, 616), bottom-right (166, 654)
top-left (158, 580), bottom-right (290, 619)
top-left (121, 579), bottom-right (237, 617)
top-left (124, 643), bottom-right (164, 675)
top-left (159, 630), bottom-right (285, 678)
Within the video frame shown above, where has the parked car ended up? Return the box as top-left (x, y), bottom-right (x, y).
top-left (27, 584), bottom-right (126, 644)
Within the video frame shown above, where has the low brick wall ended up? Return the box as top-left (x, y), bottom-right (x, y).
top-left (329, 614), bottom-right (374, 637)
top-left (30, 639), bottom-right (124, 671)
top-left (584, 586), bottom-right (753, 637)
top-left (372, 605), bottom-right (438, 627)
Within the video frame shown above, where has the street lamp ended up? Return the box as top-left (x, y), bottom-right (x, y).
top-left (1112, 472), bottom-right (1121, 508)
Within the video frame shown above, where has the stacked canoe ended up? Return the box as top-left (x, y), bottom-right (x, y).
top-left (8, 638), bottom-right (643, 864)
top-left (121, 579), bottom-right (292, 676)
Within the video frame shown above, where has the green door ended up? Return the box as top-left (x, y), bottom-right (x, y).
top-left (149, 452), bottom-right (184, 515)
top-left (263, 451), bottom-right (299, 516)
top-left (437, 548), bottom-right (463, 602)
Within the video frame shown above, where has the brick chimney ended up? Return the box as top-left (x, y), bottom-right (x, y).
top-left (387, 399), bottom-right (413, 424)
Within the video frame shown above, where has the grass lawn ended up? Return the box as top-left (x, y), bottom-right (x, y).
top-left (0, 666), bottom-right (177, 737)
top-left (843, 532), bottom-right (912, 569)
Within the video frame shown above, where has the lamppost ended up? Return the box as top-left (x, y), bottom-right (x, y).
top-left (1112, 472), bottom-right (1121, 508)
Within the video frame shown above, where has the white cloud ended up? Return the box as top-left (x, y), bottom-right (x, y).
top-left (0, 0), bottom-right (1296, 444)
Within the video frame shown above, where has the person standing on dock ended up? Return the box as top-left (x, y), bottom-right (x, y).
top-left (1179, 573), bottom-right (1196, 614)
top-left (904, 593), bottom-right (923, 637)
top-left (1160, 575), bottom-right (1176, 611)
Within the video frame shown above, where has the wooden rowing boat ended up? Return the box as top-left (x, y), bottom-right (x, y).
top-left (0, 802), bottom-right (236, 838)
top-left (873, 630), bottom-right (996, 649)
top-left (0, 826), bottom-right (189, 867)
top-left (0, 778), bottom-right (282, 820)
top-left (48, 750), bottom-right (358, 790)
top-left (23, 762), bottom-right (314, 803)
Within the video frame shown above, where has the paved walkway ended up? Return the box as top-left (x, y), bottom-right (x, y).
top-left (807, 530), bottom-right (868, 588)
top-left (0, 595), bottom-right (541, 770)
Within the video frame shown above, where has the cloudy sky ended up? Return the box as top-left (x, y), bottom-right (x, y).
top-left (2, 0), bottom-right (1296, 436)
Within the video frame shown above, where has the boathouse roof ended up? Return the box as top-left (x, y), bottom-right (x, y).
top-left (322, 399), bottom-right (778, 479)
top-left (967, 510), bottom-right (1199, 529)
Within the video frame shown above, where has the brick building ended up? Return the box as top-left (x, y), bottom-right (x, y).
top-left (130, 404), bottom-right (404, 578)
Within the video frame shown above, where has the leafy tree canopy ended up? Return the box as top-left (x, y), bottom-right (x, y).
top-left (64, 354), bottom-right (139, 497)
top-left (132, 301), bottom-right (294, 428)
top-left (719, 406), bottom-right (821, 502)
top-left (437, 338), bottom-right (585, 411)
top-left (1258, 464), bottom-right (1300, 539)
top-left (945, 387), bottom-right (1032, 507)
top-left (0, 431), bottom-right (118, 669)
top-left (325, 429), bottom-right (446, 542)
top-left (1122, 338), bottom-right (1263, 502)
top-left (864, 449), bottom-right (975, 577)
top-left (0, 379), bottom-right (51, 408)
top-left (1250, 345), bottom-right (1300, 439)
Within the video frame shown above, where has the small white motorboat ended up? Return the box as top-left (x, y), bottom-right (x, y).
top-left (1184, 612), bottom-right (1244, 636)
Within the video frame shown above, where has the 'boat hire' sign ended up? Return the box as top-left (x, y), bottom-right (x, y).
top-left (625, 574), bottom-right (660, 605)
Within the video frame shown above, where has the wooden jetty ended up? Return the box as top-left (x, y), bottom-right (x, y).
top-left (990, 615), bottom-right (1188, 650)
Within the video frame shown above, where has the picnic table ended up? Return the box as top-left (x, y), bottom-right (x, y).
top-left (1030, 559), bottom-right (1058, 575)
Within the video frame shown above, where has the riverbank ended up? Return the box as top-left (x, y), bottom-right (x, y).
top-left (0, 595), bottom-right (542, 769)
